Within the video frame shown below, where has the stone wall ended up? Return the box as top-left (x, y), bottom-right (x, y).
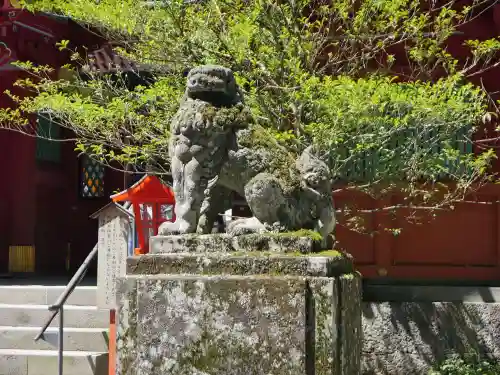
top-left (115, 234), bottom-right (362, 375)
top-left (362, 286), bottom-right (500, 374)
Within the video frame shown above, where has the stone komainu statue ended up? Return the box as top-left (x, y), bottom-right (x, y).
top-left (159, 65), bottom-right (249, 234)
top-left (159, 65), bottom-right (335, 246)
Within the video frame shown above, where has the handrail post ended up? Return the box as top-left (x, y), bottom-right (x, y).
top-left (58, 306), bottom-right (64, 375)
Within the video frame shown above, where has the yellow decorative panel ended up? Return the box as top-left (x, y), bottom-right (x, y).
top-left (9, 0), bottom-right (21, 8)
top-left (8, 246), bottom-right (35, 273)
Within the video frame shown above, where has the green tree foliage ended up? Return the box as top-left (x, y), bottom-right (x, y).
top-left (1, 0), bottom-right (500, 231)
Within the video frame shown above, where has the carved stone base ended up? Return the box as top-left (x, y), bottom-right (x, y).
top-left (116, 235), bottom-right (361, 375)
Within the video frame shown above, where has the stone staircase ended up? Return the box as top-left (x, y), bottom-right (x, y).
top-left (0, 285), bottom-right (109, 375)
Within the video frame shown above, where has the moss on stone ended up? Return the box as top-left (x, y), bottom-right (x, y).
top-left (128, 251), bottom-right (354, 277)
top-left (267, 229), bottom-right (323, 242)
top-left (238, 124), bottom-right (300, 191)
top-left (339, 272), bottom-right (362, 373)
top-left (308, 278), bottom-right (339, 373)
top-left (229, 249), bottom-right (344, 258)
top-left (340, 272), bottom-right (359, 279)
top-left (314, 250), bottom-right (343, 257)
top-left (115, 278), bottom-right (139, 375)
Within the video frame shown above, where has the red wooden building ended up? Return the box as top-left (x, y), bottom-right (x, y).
top-left (2, 0), bottom-right (500, 281)
top-left (335, 2), bottom-right (500, 282)
top-left (0, 0), bottom-right (127, 275)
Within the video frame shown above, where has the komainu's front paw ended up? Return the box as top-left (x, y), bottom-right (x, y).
top-left (226, 217), bottom-right (266, 236)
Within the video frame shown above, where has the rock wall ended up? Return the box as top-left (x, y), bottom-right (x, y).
top-left (362, 288), bottom-right (500, 374)
top-left (116, 234), bottom-right (362, 375)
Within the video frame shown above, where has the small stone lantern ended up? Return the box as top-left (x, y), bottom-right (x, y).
top-left (111, 175), bottom-right (175, 255)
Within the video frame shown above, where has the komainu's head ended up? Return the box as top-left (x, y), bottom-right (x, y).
top-left (185, 65), bottom-right (242, 105)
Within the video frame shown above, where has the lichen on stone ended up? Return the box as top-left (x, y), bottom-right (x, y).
top-left (127, 252), bottom-right (354, 277)
top-left (137, 276), bottom-right (309, 374)
top-left (118, 254), bottom-right (362, 375)
top-left (117, 275), bottom-right (352, 374)
top-left (151, 233), bottom-right (318, 254)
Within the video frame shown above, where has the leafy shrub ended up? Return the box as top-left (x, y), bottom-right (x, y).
top-left (430, 354), bottom-right (500, 375)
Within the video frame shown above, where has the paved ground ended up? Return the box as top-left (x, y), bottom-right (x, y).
top-left (0, 275), bottom-right (97, 286)
top-left (364, 284), bottom-right (500, 302)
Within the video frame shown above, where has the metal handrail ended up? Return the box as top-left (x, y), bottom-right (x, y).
top-left (34, 244), bottom-right (99, 375)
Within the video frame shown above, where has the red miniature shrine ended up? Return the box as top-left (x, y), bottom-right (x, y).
top-left (111, 175), bottom-right (175, 255)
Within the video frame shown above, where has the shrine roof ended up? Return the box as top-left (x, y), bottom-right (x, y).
top-left (111, 174), bottom-right (175, 203)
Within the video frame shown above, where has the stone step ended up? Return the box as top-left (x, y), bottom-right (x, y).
top-left (0, 326), bottom-right (108, 352)
top-left (127, 251), bottom-right (354, 277)
top-left (150, 233), bottom-right (317, 254)
top-left (0, 304), bottom-right (109, 328)
top-left (0, 286), bottom-right (97, 306)
top-left (0, 349), bottom-right (108, 375)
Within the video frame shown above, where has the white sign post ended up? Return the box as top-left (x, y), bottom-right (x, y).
top-left (92, 203), bottom-right (134, 310)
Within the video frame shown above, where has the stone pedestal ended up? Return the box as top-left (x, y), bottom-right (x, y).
top-left (116, 234), bottom-right (362, 375)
